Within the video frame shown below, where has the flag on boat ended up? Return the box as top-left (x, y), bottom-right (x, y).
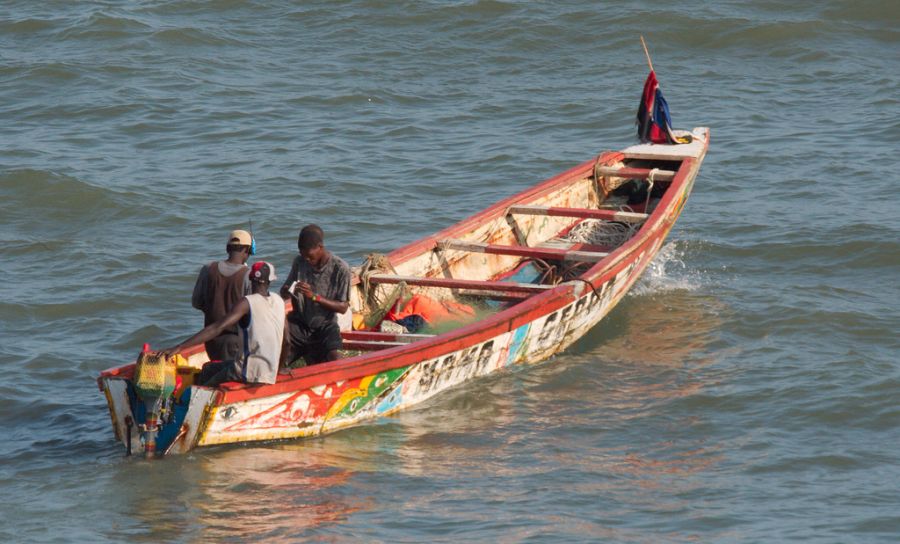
top-left (636, 70), bottom-right (691, 144)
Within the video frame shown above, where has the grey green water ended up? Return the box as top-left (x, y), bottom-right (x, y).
top-left (1, 1), bottom-right (898, 542)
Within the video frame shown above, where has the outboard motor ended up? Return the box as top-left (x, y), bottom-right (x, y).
top-left (133, 344), bottom-right (178, 458)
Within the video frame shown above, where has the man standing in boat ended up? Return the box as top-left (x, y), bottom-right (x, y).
top-left (191, 230), bottom-right (253, 361)
top-left (280, 224), bottom-right (351, 366)
top-left (163, 262), bottom-right (285, 386)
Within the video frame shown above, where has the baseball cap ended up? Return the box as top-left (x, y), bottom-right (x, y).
top-left (250, 261), bottom-right (277, 283)
top-left (228, 230), bottom-right (252, 246)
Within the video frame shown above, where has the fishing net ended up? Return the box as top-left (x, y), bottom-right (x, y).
top-left (563, 218), bottom-right (640, 248)
top-left (365, 282), bottom-right (407, 330)
top-left (356, 253), bottom-right (410, 329)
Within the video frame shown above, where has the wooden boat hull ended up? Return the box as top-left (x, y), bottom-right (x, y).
top-left (98, 128), bottom-right (709, 456)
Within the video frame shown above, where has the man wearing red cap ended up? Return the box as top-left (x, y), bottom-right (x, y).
top-left (191, 229), bottom-right (254, 362)
top-left (164, 261), bottom-right (285, 386)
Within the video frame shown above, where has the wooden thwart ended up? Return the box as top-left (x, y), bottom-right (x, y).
top-left (440, 238), bottom-right (609, 263)
top-left (595, 166), bottom-right (675, 181)
top-left (507, 205), bottom-right (648, 224)
top-left (366, 273), bottom-right (553, 293)
top-left (342, 340), bottom-right (408, 351)
top-left (343, 331), bottom-right (435, 343)
top-left (455, 290), bottom-right (532, 302)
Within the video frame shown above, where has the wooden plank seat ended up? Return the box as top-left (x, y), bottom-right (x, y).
top-left (439, 239), bottom-right (609, 263)
top-left (455, 290), bottom-right (532, 302)
top-left (342, 340), bottom-right (408, 351)
top-left (343, 330), bottom-right (435, 343)
top-left (366, 273), bottom-right (553, 293)
top-left (507, 205), bottom-right (648, 224)
top-left (595, 166), bottom-right (676, 181)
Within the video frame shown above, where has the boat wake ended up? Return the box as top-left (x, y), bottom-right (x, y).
top-left (630, 241), bottom-right (702, 296)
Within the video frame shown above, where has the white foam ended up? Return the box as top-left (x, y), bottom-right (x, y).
top-left (630, 241), bottom-right (702, 295)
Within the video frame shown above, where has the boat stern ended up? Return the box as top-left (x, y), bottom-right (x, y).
top-left (97, 352), bottom-right (220, 457)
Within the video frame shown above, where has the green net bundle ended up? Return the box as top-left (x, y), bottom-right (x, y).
top-left (133, 351), bottom-right (177, 400)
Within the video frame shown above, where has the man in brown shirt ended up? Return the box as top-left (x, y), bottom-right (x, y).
top-left (191, 229), bottom-right (252, 361)
top-left (166, 262), bottom-right (284, 387)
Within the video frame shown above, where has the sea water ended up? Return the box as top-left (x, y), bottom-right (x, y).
top-left (1, 1), bottom-right (898, 541)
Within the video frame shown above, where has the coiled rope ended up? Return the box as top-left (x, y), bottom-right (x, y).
top-left (564, 217), bottom-right (640, 248)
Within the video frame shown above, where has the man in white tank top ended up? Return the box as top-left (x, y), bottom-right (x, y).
top-left (162, 262), bottom-right (286, 386)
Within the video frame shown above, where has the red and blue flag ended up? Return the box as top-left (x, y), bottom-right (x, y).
top-left (636, 71), bottom-right (690, 144)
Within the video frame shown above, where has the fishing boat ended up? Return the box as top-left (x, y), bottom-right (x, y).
top-left (98, 124), bottom-right (709, 456)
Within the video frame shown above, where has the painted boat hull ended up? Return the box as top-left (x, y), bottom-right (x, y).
top-left (99, 128), bottom-right (709, 456)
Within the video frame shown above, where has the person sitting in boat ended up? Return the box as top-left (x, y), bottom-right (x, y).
top-left (190, 229), bottom-right (253, 362)
top-left (279, 224), bottom-right (351, 366)
top-left (163, 262), bottom-right (285, 387)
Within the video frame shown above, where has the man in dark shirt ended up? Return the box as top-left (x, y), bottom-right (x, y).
top-left (165, 262), bottom-right (285, 387)
top-left (280, 224), bottom-right (350, 366)
top-left (191, 229), bottom-right (252, 361)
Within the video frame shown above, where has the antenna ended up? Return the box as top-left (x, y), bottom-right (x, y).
top-left (248, 219), bottom-right (257, 256)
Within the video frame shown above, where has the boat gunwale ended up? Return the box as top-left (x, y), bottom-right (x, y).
top-left (214, 131), bottom-right (708, 403)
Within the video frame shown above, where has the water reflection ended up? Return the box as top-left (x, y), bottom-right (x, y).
top-left (525, 290), bottom-right (731, 530)
top-left (104, 442), bottom-right (378, 542)
top-left (191, 448), bottom-right (363, 541)
top-left (101, 383), bottom-right (528, 541)
top-left (101, 289), bottom-right (732, 542)
top-left (573, 289), bottom-right (729, 368)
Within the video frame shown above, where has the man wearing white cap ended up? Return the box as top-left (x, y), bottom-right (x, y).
top-left (163, 262), bottom-right (285, 386)
top-left (191, 229), bottom-right (253, 361)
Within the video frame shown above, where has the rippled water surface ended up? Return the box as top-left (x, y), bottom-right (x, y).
top-left (1, 1), bottom-right (898, 542)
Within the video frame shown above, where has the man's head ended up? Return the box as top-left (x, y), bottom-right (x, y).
top-left (297, 224), bottom-right (326, 266)
top-left (226, 230), bottom-right (252, 262)
top-left (249, 262), bottom-right (277, 290)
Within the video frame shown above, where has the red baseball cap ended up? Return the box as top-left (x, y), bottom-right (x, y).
top-left (250, 261), bottom-right (277, 283)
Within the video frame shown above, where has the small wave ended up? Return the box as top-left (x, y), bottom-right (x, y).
top-left (151, 27), bottom-right (245, 47)
top-left (0, 170), bottom-right (123, 226)
top-left (823, 1), bottom-right (900, 24)
top-left (141, 0), bottom-right (266, 14)
top-left (718, 20), bottom-right (836, 49)
top-left (287, 92), bottom-right (394, 108)
top-left (710, 234), bottom-right (900, 271)
top-left (0, 17), bottom-right (59, 34)
top-left (57, 12), bottom-right (150, 41)
top-left (0, 296), bottom-right (136, 323)
top-left (1, 427), bottom-right (119, 471)
top-left (21, 62), bottom-right (83, 82)
top-left (367, 0), bottom-right (520, 25)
